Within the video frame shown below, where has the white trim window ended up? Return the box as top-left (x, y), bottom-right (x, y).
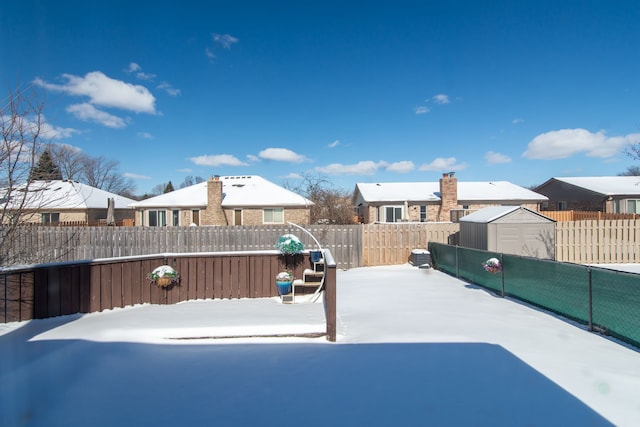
top-left (263, 208), bottom-right (284, 224)
top-left (148, 210), bottom-right (166, 227)
top-left (627, 199), bottom-right (640, 214)
top-left (42, 212), bottom-right (60, 224)
top-left (380, 205), bottom-right (403, 222)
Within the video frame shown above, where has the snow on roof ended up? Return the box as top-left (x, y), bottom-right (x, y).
top-left (355, 181), bottom-right (547, 203)
top-left (551, 176), bottom-right (640, 195)
top-left (459, 205), bottom-right (521, 223)
top-left (355, 182), bottom-right (441, 203)
top-left (129, 175), bottom-right (313, 209)
top-left (2, 180), bottom-right (135, 210)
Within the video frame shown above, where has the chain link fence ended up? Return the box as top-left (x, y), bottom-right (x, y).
top-left (429, 242), bottom-right (640, 348)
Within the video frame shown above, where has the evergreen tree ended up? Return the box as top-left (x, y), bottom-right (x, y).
top-left (163, 181), bottom-right (175, 193)
top-left (29, 150), bottom-right (63, 181)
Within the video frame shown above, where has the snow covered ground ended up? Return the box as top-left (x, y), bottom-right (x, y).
top-left (1, 264), bottom-right (639, 426)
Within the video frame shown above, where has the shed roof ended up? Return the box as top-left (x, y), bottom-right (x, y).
top-left (541, 176), bottom-right (640, 196)
top-left (460, 205), bottom-right (555, 223)
top-left (2, 180), bottom-right (135, 210)
top-left (129, 175), bottom-right (313, 209)
top-left (354, 181), bottom-right (547, 203)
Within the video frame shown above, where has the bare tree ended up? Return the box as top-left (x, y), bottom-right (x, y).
top-left (619, 165), bottom-right (640, 176)
top-left (285, 173), bottom-right (356, 224)
top-left (49, 143), bottom-right (86, 181)
top-left (0, 85), bottom-right (53, 265)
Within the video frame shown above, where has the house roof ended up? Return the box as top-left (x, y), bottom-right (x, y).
top-left (459, 205), bottom-right (554, 223)
top-left (354, 181), bottom-right (547, 203)
top-left (2, 180), bottom-right (136, 210)
top-left (129, 175), bottom-right (313, 209)
top-left (540, 176), bottom-right (640, 196)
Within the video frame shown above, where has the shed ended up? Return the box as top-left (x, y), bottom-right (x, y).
top-left (459, 206), bottom-right (556, 259)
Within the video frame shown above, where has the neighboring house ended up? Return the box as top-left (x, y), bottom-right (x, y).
top-left (353, 172), bottom-right (547, 223)
top-left (534, 176), bottom-right (640, 213)
top-left (128, 175), bottom-right (313, 226)
top-left (1, 180), bottom-right (136, 225)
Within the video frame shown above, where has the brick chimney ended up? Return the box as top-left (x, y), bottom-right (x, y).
top-left (438, 172), bottom-right (458, 222)
top-left (202, 175), bottom-right (228, 225)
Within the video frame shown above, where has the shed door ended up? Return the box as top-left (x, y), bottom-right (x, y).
top-left (234, 209), bottom-right (242, 225)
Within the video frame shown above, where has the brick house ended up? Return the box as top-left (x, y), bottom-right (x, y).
top-left (534, 176), bottom-right (640, 213)
top-left (129, 175), bottom-right (313, 226)
top-left (353, 173), bottom-right (547, 223)
top-left (1, 180), bottom-right (135, 225)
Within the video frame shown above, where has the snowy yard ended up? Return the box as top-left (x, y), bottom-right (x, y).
top-left (1, 264), bottom-right (639, 426)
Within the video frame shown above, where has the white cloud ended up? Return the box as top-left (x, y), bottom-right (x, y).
top-left (189, 154), bottom-right (248, 167)
top-left (316, 160), bottom-right (388, 176)
top-left (205, 47), bottom-right (216, 59)
top-left (34, 71), bottom-right (156, 114)
top-left (523, 128), bottom-right (640, 160)
top-left (213, 33), bottom-right (239, 49)
top-left (258, 148), bottom-right (308, 163)
top-left (415, 106), bottom-right (430, 115)
top-left (124, 172), bottom-right (151, 179)
top-left (512, 118), bottom-right (524, 124)
top-left (66, 103), bottom-right (127, 128)
top-left (282, 172), bottom-right (303, 179)
top-left (126, 63), bottom-right (141, 73)
top-left (157, 82), bottom-right (181, 96)
top-left (246, 154), bottom-right (260, 163)
top-left (177, 168), bottom-right (193, 173)
top-left (328, 140), bottom-right (340, 148)
top-left (41, 120), bottom-right (80, 140)
top-left (432, 94), bottom-right (450, 104)
top-left (137, 132), bottom-right (154, 139)
top-left (136, 72), bottom-right (157, 81)
top-left (386, 161), bottom-right (415, 173)
top-left (418, 157), bottom-right (467, 172)
top-left (485, 151), bottom-right (512, 165)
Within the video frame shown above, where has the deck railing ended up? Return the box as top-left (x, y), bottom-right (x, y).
top-left (0, 250), bottom-right (337, 341)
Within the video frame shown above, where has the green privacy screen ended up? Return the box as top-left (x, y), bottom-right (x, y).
top-left (429, 242), bottom-right (640, 348)
top-left (590, 267), bottom-right (640, 347)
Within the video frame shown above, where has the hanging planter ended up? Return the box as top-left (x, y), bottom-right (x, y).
top-left (148, 265), bottom-right (180, 288)
top-left (482, 257), bottom-right (502, 274)
top-left (275, 234), bottom-right (304, 255)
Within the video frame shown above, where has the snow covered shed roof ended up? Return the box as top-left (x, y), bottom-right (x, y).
top-left (538, 176), bottom-right (640, 196)
top-left (459, 205), bottom-right (555, 223)
top-left (2, 180), bottom-right (135, 210)
top-left (129, 175), bottom-right (313, 209)
top-left (354, 181), bottom-right (547, 204)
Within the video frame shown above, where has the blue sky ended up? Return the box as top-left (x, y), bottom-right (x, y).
top-left (2, 0), bottom-right (640, 194)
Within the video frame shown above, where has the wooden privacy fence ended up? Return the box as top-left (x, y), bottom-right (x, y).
top-left (555, 220), bottom-right (640, 263)
top-left (5, 223), bottom-right (457, 269)
top-left (541, 211), bottom-right (639, 221)
top-left (7, 221), bottom-right (640, 268)
top-left (0, 250), bottom-right (338, 341)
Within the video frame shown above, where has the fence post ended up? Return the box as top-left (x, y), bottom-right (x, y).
top-left (455, 245), bottom-right (459, 277)
top-left (500, 253), bottom-right (505, 297)
top-left (588, 266), bottom-right (593, 331)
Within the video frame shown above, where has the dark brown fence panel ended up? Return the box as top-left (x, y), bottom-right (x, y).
top-left (6, 274), bottom-right (21, 322)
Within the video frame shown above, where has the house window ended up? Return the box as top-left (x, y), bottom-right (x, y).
top-left (148, 210), bottom-right (166, 227)
top-left (42, 212), bottom-right (60, 224)
top-left (384, 206), bottom-right (403, 222)
top-left (420, 206), bottom-right (427, 222)
top-left (192, 210), bottom-right (200, 225)
top-left (264, 208), bottom-right (284, 224)
top-left (558, 201), bottom-right (568, 211)
top-left (172, 210), bottom-right (179, 226)
top-left (627, 200), bottom-right (640, 214)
